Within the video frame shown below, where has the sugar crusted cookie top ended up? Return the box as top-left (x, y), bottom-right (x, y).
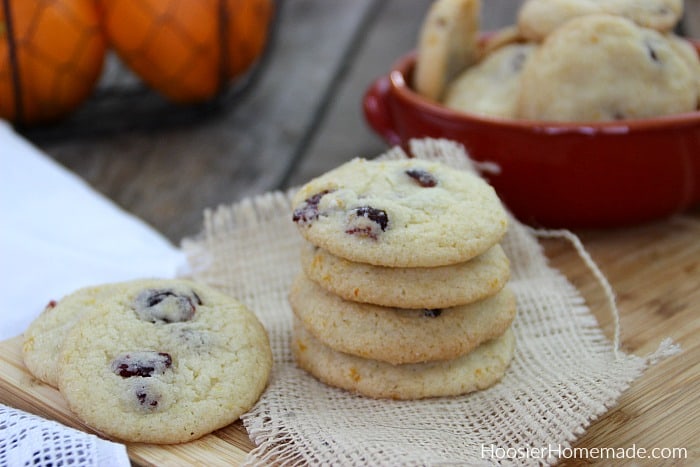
top-left (292, 158), bottom-right (508, 268)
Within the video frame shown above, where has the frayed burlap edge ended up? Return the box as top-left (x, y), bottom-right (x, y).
top-left (181, 138), bottom-right (680, 466)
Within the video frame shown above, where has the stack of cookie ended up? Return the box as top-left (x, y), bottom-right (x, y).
top-left (289, 157), bottom-right (517, 400)
top-left (22, 278), bottom-right (272, 444)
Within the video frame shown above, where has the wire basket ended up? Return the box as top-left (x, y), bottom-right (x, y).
top-left (3, 0), bottom-right (279, 142)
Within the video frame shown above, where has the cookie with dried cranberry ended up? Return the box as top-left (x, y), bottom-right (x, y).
top-left (517, 14), bottom-right (698, 121)
top-left (444, 42), bottom-right (537, 119)
top-left (292, 316), bottom-right (515, 400)
top-left (667, 34), bottom-right (700, 108)
top-left (23, 283), bottom-right (123, 387)
top-left (414, 0), bottom-right (481, 101)
top-left (57, 279), bottom-right (272, 444)
top-left (517, 0), bottom-right (683, 42)
top-left (291, 158), bottom-right (508, 268)
top-left (289, 273), bottom-right (516, 365)
top-left (300, 241), bottom-right (510, 309)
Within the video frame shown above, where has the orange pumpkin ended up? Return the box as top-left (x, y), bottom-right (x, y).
top-left (98, 0), bottom-right (274, 104)
top-left (0, 0), bottom-right (106, 125)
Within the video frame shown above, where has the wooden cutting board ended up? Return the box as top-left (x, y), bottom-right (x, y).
top-left (2, 211), bottom-right (699, 465)
top-left (0, 334), bottom-right (255, 466)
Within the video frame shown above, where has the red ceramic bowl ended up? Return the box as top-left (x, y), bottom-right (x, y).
top-left (363, 44), bottom-right (700, 228)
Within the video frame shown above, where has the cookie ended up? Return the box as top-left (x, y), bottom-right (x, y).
top-left (667, 34), bottom-right (700, 107)
top-left (292, 317), bottom-right (515, 400)
top-left (289, 273), bottom-right (516, 365)
top-left (300, 241), bottom-right (510, 309)
top-left (23, 283), bottom-right (122, 387)
top-left (414, 0), bottom-right (481, 100)
top-left (606, 0), bottom-right (684, 31)
top-left (291, 158), bottom-right (508, 268)
top-left (517, 0), bottom-right (683, 42)
top-left (517, 14), bottom-right (698, 121)
top-left (444, 42), bottom-right (537, 119)
top-left (478, 24), bottom-right (527, 57)
top-left (57, 279), bottom-right (272, 444)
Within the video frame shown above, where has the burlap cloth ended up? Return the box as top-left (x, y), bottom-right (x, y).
top-left (182, 139), bottom-right (679, 466)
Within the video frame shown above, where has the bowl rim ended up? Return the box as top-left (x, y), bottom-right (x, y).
top-left (387, 41), bottom-right (700, 133)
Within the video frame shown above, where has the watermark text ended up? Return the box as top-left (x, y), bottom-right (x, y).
top-left (481, 443), bottom-right (688, 462)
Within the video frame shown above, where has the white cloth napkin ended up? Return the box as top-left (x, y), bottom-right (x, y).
top-left (0, 121), bottom-right (188, 466)
top-left (0, 120), bottom-right (186, 341)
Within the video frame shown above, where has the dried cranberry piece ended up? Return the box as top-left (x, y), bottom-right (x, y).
top-left (145, 290), bottom-right (201, 307)
top-left (136, 390), bottom-right (158, 407)
top-left (133, 382), bottom-right (162, 411)
top-left (133, 288), bottom-right (198, 323)
top-left (356, 206), bottom-right (388, 230)
top-left (405, 169), bottom-right (437, 188)
top-left (145, 291), bottom-right (176, 307)
top-left (345, 206), bottom-right (389, 239)
top-left (111, 351), bottom-right (172, 378)
top-left (646, 41), bottom-right (659, 63)
top-left (423, 309), bottom-right (442, 318)
top-left (292, 190), bottom-right (332, 225)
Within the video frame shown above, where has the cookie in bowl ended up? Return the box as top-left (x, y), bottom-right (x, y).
top-left (414, 0), bottom-right (481, 100)
top-left (517, 14), bottom-right (699, 121)
top-left (444, 42), bottom-right (537, 119)
top-left (517, 0), bottom-right (683, 42)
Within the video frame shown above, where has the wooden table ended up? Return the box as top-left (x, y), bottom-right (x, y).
top-left (6, 0), bottom-right (700, 465)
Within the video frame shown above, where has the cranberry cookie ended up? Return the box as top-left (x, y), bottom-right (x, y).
top-left (292, 316), bottom-right (515, 400)
top-left (517, 0), bottom-right (683, 42)
top-left (299, 241), bottom-right (510, 309)
top-left (289, 273), bottom-right (516, 365)
top-left (414, 0), bottom-right (481, 100)
top-left (291, 158), bottom-right (508, 268)
top-left (444, 42), bottom-right (537, 119)
top-left (57, 279), bottom-right (272, 444)
top-left (517, 14), bottom-right (698, 121)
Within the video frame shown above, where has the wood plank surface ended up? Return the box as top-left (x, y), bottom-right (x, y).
top-left (547, 210), bottom-right (700, 466)
top-left (1, 209), bottom-right (698, 465)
